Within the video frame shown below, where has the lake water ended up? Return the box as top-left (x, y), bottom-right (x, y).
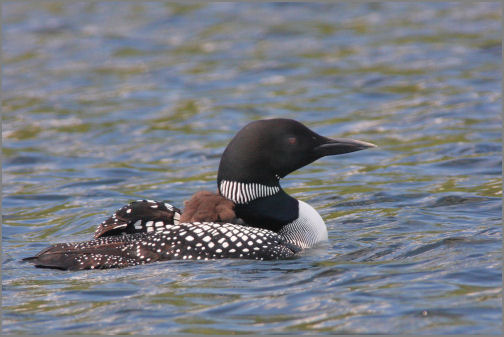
top-left (2, 2), bottom-right (502, 334)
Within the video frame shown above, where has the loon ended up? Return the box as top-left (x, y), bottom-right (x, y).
top-left (23, 118), bottom-right (376, 270)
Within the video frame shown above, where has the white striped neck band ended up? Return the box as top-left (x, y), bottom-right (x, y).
top-left (219, 180), bottom-right (280, 204)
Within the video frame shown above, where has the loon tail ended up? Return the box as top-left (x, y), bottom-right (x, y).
top-left (22, 234), bottom-right (152, 270)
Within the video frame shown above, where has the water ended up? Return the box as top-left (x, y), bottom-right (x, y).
top-left (2, 2), bottom-right (502, 334)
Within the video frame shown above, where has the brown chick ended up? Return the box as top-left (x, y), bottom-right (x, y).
top-left (180, 190), bottom-right (240, 223)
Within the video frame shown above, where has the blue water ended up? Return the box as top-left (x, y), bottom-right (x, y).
top-left (2, 2), bottom-right (502, 334)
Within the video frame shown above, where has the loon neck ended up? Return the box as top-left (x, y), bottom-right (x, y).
top-left (218, 179), bottom-right (297, 232)
top-left (218, 179), bottom-right (328, 247)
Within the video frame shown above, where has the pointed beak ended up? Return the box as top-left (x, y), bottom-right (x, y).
top-left (314, 137), bottom-right (377, 157)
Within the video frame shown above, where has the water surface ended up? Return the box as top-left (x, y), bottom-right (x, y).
top-left (2, 2), bottom-right (502, 334)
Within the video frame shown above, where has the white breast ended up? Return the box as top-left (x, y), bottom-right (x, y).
top-left (278, 200), bottom-right (328, 248)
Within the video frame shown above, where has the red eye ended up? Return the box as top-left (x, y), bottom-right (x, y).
top-left (288, 137), bottom-right (297, 144)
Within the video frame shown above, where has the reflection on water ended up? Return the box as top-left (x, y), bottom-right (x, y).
top-left (2, 2), bottom-right (501, 334)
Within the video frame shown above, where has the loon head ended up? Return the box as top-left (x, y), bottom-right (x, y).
top-left (217, 118), bottom-right (376, 246)
top-left (217, 118), bottom-right (376, 186)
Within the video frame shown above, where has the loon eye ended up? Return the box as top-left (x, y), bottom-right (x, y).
top-left (287, 137), bottom-right (297, 145)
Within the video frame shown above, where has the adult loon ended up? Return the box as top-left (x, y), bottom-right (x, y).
top-left (23, 118), bottom-right (376, 270)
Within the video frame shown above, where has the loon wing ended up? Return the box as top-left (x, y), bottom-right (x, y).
top-left (23, 222), bottom-right (302, 270)
top-left (93, 200), bottom-right (181, 239)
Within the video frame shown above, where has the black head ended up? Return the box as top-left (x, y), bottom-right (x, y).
top-left (217, 118), bottom-right (376, 185)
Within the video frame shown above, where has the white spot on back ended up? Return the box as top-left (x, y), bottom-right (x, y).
top-left (134, 220), bottom-right (142, 230)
